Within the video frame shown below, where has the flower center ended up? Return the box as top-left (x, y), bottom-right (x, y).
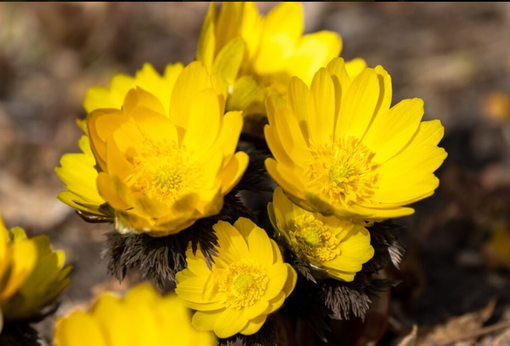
top-left (289, 215), bottom-right (340, 262)
top-left (125, 140), bottom-right (202, 203)
top-left (305, 136), bottom-right (378, 206)
top-left (218, 259), bottom-right (269, 310)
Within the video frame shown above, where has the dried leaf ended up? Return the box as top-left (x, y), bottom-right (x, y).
top-left (418, 299), bottom-right (497, 346)
top-left (492, 327), bottom-right (510, 346)
top-left (397, 325), bottom-right (418, 346)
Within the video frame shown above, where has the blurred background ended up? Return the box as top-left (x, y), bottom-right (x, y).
top-left (0, 2), bottom-right (509, 345)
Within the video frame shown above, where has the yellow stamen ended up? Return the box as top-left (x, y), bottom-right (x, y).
top-left (218, 260), bottom-right (269, 309)
top-left (125, 140), bottom-right (202, 203)
top-left (289, 215), bottom-right (340, 262)
top-left (305, 136), bottom-right (378, 206)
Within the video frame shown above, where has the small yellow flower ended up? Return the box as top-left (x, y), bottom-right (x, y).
top-left (54, 283), bottom-right (216, 346)
top-left (57, 61), bottom-right (249, 236)
top-left (175, 217), bottom-right (297, 339)
top-left (197, 2), bottom-right (363, 117)
top-left (265, 57), bottom-right (448, 221)
top-left (269, 187), bottom-right (373, 281)
top-left (0, 212), bottom-right (71, 331)
top-left (0, 215), bottom-right (36, 332)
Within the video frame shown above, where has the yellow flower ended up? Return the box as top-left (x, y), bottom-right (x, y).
top-left (265, 57), bottom-right (448, 221)
top-left (56, 62), bottom-right (184, 217)
top-left (54, 283), bottom-right (216, 346)
top-left (0, 215), bottom-right (36, 332)
top-left (197, 2), bottom-right (362, 117)
top-left (0, 212), bottom-right (71, 331)
top-left (268, 187), bottom-right (373, 281)
top-left (57, 61), bottom-right (249, 236)
top-left (175, 217), bottom-right (297, 338)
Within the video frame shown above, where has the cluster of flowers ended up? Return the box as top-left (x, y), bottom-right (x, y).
top-left (0, 2), bottom-right (447, 345)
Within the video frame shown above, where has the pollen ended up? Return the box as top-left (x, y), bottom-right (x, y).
top-left (289, 214), bottom-right (340, 262)
top-left (305, 136), bottom-right (378, 206)
top-left (218, 259), bottom-right (269, 309)
top-left (124, 140), bottom-right (202, 203)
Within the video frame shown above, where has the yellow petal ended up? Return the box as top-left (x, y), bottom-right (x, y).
top-left (344, 58), bottom-right (367, 80)
top-left (213, 220), bottom-right (249, 264)
top-left (262, 262), bottom-right (288, 301)
top-left (183, 88), bottom-right (221, 159)
top-left (309, 68), bottom-right (336, 145)
top-left (240, 314), bottom-right (267, 336)
top-left (130, 107), bottom-right (178, 144)
top-left (246, 222), bottom-right (274, 268)
top-left (213, 308), bottom-right (248, 339)
top-left (97, 173), bottom-right (131, 210)
top-left (265, 159), bottom-right (304, 200)
top-left (87, 109), bottom-right (127, 167)
top-left (219, 151), bottom-right (249, 194)
top-left (55, 136), bottom-right (105, 213)
top-left (105, 136), bottom-right (133, 181)
top-left (254, 2), bottom-right (303, 74)
top-left (192, 309), bottom-right (224, 332)
top-left (335, 69), bottom-right (380, 140)
top-left (213, 37), bottom-right (244, 85)
top-left (0, 240), bottom-right (36, 303)
top-left (327, 57), bottom-right (352, 121)
top-left (362, 98), bottom-right (424, 164)
top-left (54, 311), bottom-right (107, 346)
top-left (233, 217), bottom-right (256, 241)
top-left (212, 111), bottom-right (243, 158)
top-left (272, 106), bottom-right (310, 165)
top-left (266, 291), bottom-right (286, 314)
top-left (214, 2), bottom-right (245, 55)
top-left (175, 274), bottom-right (212, 304)
top-left (170, 62), bottom-right (212, 138)
top-left (287, 76), bottom-right (312, 143)
top-left (244, 300), bottom-right (269, 320)
top-left (372, 65), bottom-right (392, 124)
top-left (226, 76), bottom-right (266, 114)
top-left (290, 30), bottom-right (342, 85)
top-left (270, 238), bottom-right (283, 264)
top-left (282, 264), bottom-right (297, 297)
top-left (197, 3), bottom-right (217, 72)
top-left (264, 125), bottom-right (294, 168)
top-left (123, 87), bottom-right (165, 116)
top-left (272, 186), bottom-right (304, 228)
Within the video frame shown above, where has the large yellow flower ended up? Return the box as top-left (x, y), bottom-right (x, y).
top-left (57, 61), bottom-right (248, 236)
top-left (197, 2), bottom-right (362, 117)
top-left (268, 187), bottom-right (373, 282)
top-left (0, 212), bottom-right (71, 332)
top-left (56, 62), bottom-right (185, 217)
top-left (175, 217), bottom-right (297, 339)
top-left (54, 284), bottom-right (216, 346)
top-left (265, 57), bottom-right (448, 221)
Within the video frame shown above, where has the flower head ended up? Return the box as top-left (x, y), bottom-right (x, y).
top-left (175, 217), bottom-right (297, 339)
top-left (265, 57), bottom-right (448, 221)
top-left (56, 62), bottom-right (184, 217)
top-left (269, 187), bottom-right (373, 281)
top-left (56, 61), bottom-right (249, 236)
top-left (0, 212), bottom-right (71, 331)
top-left (197, 2), bottom-right (356, 117)
top-left (54, 284), bottom-right (216, 346)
